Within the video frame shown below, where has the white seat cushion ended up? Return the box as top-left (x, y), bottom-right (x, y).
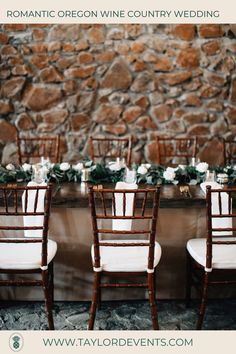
top-left (91, 240), bottom-right (161, 272)
top-left (187, 238), bottom-right (236, 270)
top-left (0, 239), bottom-right (57, 270)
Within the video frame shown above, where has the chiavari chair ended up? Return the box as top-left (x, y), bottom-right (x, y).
top-left (223, 139), bottom-right (236, 165)
top-left (88, 186), bottom-right (161, 330)
top-left (0, 184), bottom-right (57, 329)
top-left (186, 186), bottom-right (236, 329)
top-left (156, 136), bottom-right (197, 166)
top-left (89, 136), bottom-right (132, 166)
top-left (16, 134), bottom-right (60, 164)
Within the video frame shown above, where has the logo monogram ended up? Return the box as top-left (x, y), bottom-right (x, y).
top-left (9, 333), bottom-right (24, 352)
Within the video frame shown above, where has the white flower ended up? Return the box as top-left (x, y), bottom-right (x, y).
top-left (108, 162), bottom-right (122, 171)
top-left (137, 165), bottom-right (148, 175)
top-left (60, 162), bottom-right (70, 171)
top-left (144, 163), bottom-right (151, 169)
top-left (73, 162), bottom-right (84, 171)
top-left (178, 164), bottom-right (186, 170)
top-left (22, 163), bottom-right (31, 172)
top-left (6, 163), bottom-right (15, 171)
top-left (196, 162), bottom-right (209, 173)
top-left (163, 167), bottom-right (176, 181)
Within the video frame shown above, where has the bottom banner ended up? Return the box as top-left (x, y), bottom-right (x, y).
top-left (0, 330), bottom-right (234, 354)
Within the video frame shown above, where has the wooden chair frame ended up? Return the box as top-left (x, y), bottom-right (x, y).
top-left (16, 134), bottom-right (60, 164)
top-left (223, 139), bottom-right (236, 165)
top-left (89, 136), bottom-right (132, 166)
top-left (186, 186), bottom-right (236, 329)
top-left (0, 184), bottom-right (55, 330)
top-left (156, 136), bottom-right (197, 166)
top-left (88, 186), bottom-right (161, 330)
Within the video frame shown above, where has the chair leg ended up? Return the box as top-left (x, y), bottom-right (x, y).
top-left (48, 262), bottom-right (54, 304)
top-left (185, 250), bottom-right (192, 308)
top-left (196, 272), bottom-right (209, 330)
top-left (147, 272), bottom-right (159, 330)
top-left (42, 269), bottom-right (54, 330)
top-left (88, 272), bottom-right (100, 330)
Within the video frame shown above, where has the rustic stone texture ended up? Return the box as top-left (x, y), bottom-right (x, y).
top-left (22, 85), bottom-right (62, 111)
top-left (225, 106), bottom-right (236, 124)
top-left (210, 117), bottom-right (228, 135)
top-left (166, 119), bottom-right (185, 133)
top-left (206, 101), bottom-right (223, 112)
top-left (173, 25), bottom-right (196, 41)
top-left (39, 66), bottom-right (63, 82)
top-left (71, 114), bottom-right (90, 131)
top-left (101, 59), bottom-right (132, 90)
top-left (88, 28), bottom-right (105, 44)
top-left (131, 72), bottom-right (155, 92)
top-left (48, 25), bottom-right (80, 41)
top-left (1, 77), bottom-right (25, 98)
top-left (136, 116), bottom-right (157, 131)
top-left (177, 48), bottom-right (200, 69)
top-left (123, 106), bottom-right (142, 123)
top-left (151, 104), bottom-right (172, 122)
top-left (200, 85), bottom-right (221, 98)
top-left (183, 112), bottom-right (207, 125)
top-left (198, 25), bottom-right (224, 38)
top-left (161, 71), bottom-right (192, 85)
top-left (65, 66), bottom-right (96, 79)
top-left (230, 76), bottom-right (236, 103)
top-left (183, 94), bottom-right (201, 107)
top-left (16, 113), bottom-right (35, 130)
top-left (188, 124), bottom-right (209, 136)
top-left (154, 57), bottom-right (173, 72)
top-left (78, 52), bottom-right (93, 64)
top-left (202, 41), bottom-right (221, 56)
top-left (205, 73), bottom-right (226, 87)
top-left (93, 104), bottom-right (122, 124)
top-left (0, 32), bottom-right (9, 44)
top-left (0, 100), bottom-right (14, 114)
top-left (31, 54), bottom-right (49, 69)
top-left (0, 120), bottom-right (17, 142)
top-left (0, 24), bottom-right (235, 164)
top-left (134, 96), bottom-right (149, 109)
top-left (103, 123), bottom-right (127, 135)
top-left (41, 110), bottom-right (68, 125)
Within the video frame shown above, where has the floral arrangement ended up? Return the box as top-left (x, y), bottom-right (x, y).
top-left (0, 160), bottom-right (236, 185)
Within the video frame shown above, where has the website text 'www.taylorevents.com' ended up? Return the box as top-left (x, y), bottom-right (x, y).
top-left (42, 336), bottom-right (193, 348)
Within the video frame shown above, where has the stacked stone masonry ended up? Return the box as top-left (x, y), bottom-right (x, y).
top-left (0, 24), bottom-right (236, 165)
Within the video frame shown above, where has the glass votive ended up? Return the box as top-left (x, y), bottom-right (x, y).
top-left (32, 165), bottom-right (44, 183)
top-left (205, 170), bottom-right (216, 182)
top-left (124, 169), bottom-right (137, 183)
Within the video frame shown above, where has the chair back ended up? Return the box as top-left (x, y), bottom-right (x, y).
top-left (223, 139), bottom-right (236, 165)
top-left (0, 184), bottom-right (52, 269)
top-left (205, 186), bottom-right (236, 271)
top-left (156, 136), bottom-right (197, 166)
top-left (16, 134), bottom-right (60, 164)
top-left (88, 186), bottom-right (160, 272)
top-left (89, 136), bottom-right (132, 166)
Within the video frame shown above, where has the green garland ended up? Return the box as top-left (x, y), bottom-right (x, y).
top-left (1, 161), bottom-right (236, 185)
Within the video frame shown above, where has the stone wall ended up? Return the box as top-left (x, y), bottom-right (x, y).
top-left (0, 24), bottom-right (236, 164)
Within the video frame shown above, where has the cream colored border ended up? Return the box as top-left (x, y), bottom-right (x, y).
top-left (1, 1), bottom-right (236, 353)
top-left (0, 330), bottom-right (236, 354)
top-left (0, 0), bottom-right (235, 23)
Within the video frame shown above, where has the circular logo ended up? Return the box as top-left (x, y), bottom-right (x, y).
top-left (9, 333), bottom-right (24, 352)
